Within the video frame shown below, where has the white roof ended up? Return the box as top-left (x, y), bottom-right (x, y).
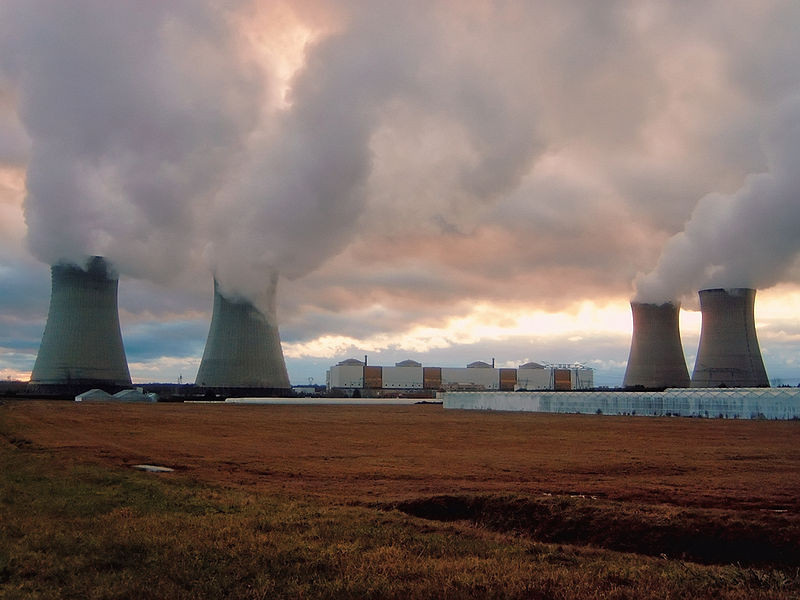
top-left (113, 389), bottom-right (158, 402)
top-left (338, 358), bottom-right (365, 366)
top-left (395, 359), bottom-right (422, 367)
top-left (75, 388), bottom-right (113, 402)
top-left (467, 361), bottom-right (492, 368)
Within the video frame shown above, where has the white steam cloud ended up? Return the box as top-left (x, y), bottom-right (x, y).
top-left (1, 0), bottom-right (262, 283)
top-left (634, 95), bottom-right (800, 303)
top-left (3, 0), bottom-right (546, 309)
top-left (208, 1), bottom-right (544, 302)
top-left (2, 0), bottom-right (800, 321)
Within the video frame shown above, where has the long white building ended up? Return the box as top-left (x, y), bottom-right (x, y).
top-left (326, 359), bottom-right (593, 393)
top-left (441, 388), bottom-right (800, 420)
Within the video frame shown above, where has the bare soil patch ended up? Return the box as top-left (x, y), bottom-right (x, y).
top-left (3, 400), bottom-right (798, 508)
top-left (2, 399), bottom-right (799, 598)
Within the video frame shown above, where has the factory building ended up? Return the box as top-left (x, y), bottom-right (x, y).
top-left (691, 288), bottom-right (769, 388)
top-left (195, 278), bottom-right (290, 390)
top-left (30, 256), bottom-right (131, 389)
top-left (517, 362), bottom-right (555, 390)
top-left (623, 301), bottom-right (690, 389)
top-left (328, 358), bottom-right (366, 389)
top-left (620, 288), bottom-right (770, 390)
top-left (326, 359), bottom-right (593, 394)
top-left (517, 362), bottom-right (594, 391)
top-left (443, 387), bottom-right (800, 420)
top-left (27, 255), bottom-right (772, 395)
top-left (381, 360), bottom-right (424, 389)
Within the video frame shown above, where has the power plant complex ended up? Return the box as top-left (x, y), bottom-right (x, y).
top-left (623, 301), bottom-right (690, 389)
top-left (445, 290), bottom-right (793, 420)
top-left (29, 256), bottom-right (292, 394)
top-left (327, 359), bottom-right (594, 394)
top-left (26, 255), bottom-right (788, 414)
top-left (623, 288), bottom-right (770, 390)
top-left (195, 279), bottom-right (289, 390)
top-left (30, 256), bottom-right (132, 389)
top-left (690, 288), bottom-right (769, 388)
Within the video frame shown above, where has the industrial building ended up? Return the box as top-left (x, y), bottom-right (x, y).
top-left (195, 278), bottom-right (290, 390)
top-left (26, 252), bottom-right (776, 396)
top-left (442, 387), bottom-right (800, 420)
top-left (621, 288), bottom-right (771, 390)
top-left (623, 301), bottom-right (690, 389)
top-left (326, 359), bottom-right (593, 394)
top-left (30, 256), bottom-right (131, 388)
top-left (691, 288), bottom-right (769, 388)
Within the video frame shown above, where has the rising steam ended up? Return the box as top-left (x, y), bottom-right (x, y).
top-left (1, 0), bottom-right (262, 283)
top-left (207, 1), bottom-right (544, 303)
top-left (4, 0), bottom-right (800, 319)
top-left (3, 1), bottom-right (545, 310)
top-left (634, 95), bottom-right (800, 303)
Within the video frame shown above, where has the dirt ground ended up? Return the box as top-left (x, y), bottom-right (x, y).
top-left (3, 400), bottom-right (799, 510)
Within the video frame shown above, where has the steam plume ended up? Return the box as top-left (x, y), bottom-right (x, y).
top-left (5, 0), bottom-right (545, 308)
top-left (7, 0), bottom-right (799, 320)
top-left (2, 0), bottom-right (262, 282)
top-left (634, 96), bottom-right (800, 303)
top-left (208, 1), bottom-right (544, 302)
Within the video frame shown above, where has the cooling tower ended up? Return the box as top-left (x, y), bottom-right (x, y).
top-left (30, 256), bottom-right (132, 387)
top-left (691, 288), bottom-right (769, 388)
top-left (623, 301), bottom-right (690, 389)
top-left (195, 278), bottom-right (290, 389)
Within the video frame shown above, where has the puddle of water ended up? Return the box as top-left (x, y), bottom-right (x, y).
top-left (131, 464), bottom-right (174, 473)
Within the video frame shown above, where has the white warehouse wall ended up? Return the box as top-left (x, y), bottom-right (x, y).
top-left (516, 367), bottom-right (552, 390)
top-left (382, 366), bottom-right (423, 389)
top-left (571, 368), bottom-right (594, 390)
top-left (441, 367), bottom-right (499, 390)
top-left (441, 388), bottom-right (800, 420)
top-left (327, 365), bottom-right (364, 389)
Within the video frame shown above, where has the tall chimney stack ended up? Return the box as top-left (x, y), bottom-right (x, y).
top-left (195, 278), bottom-right (290, 389)
top-left (691, 288), bottom-right (769, 388)
top-left (623, 301), bottom-right (690, 389)
top-left (31, 256), bottom-right (131, 387)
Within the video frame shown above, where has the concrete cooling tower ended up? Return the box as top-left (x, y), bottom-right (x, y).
top-left (623, 301), bottom-right (690, 389)
top-left (195, 279), bottom-right (290, 389)
top-left (30, 256), bottom-right (132, 387)
top-left (691, 288), bottom-right (769, 388)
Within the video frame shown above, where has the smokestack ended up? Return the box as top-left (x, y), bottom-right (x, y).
top-left (30, 256), bottom-right (131, 387)
top-left (195, 279), bottom-right (290, 389)
top-left (623, 301), bottom-right (690, 389)
top-left (691, 288), bottom-right (769, 388)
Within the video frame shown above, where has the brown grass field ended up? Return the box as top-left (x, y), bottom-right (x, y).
top-left (1, 399), bottom-right (799, 598)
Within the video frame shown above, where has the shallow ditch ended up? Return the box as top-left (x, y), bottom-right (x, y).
top-left (385, 494), bottom-right (800, 567)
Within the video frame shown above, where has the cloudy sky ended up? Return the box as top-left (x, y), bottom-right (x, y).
top-left (2, 0), bottom-right (800, 387)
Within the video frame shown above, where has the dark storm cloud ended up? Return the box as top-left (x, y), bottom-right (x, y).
top-left (0, 316), bottom-right (45, 357)
top-left (122, 319), bottom-right (208, 362)
top-left (0, 257), bottom-right (49, 375)
top-left (0, 257), bottom-right (49, 319)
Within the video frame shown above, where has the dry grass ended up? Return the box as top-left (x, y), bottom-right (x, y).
top-left (1, 400), bottom-right (799, 598)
